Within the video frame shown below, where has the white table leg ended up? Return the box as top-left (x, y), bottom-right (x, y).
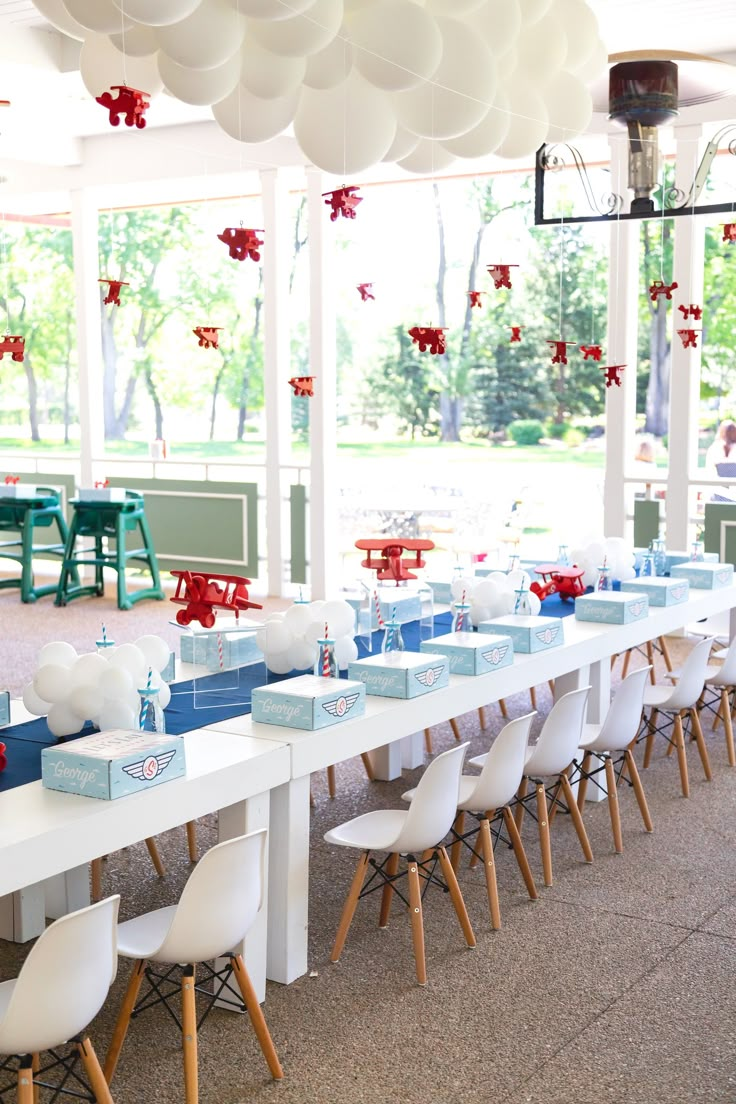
top-left (217, 790), bottom-right (271, 1006)
top-left (0, 885), bottom-right (45, 942)
top-left (266, 775), bottom-right (310, 985)
top-left (370, 740), bottom-right (403, 780)
top-left (401, 731), bottom-right (425, 770)
top-left (44, 865), bottom-right (90, 919)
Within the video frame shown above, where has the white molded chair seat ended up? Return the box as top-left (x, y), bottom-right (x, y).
top-left (325, 744), bottom-right (476, 986)
top-left (700, 636), bottom-right (736, 766)
top-left (104, 830), bottom-right (282, 1104)
top-left (0, 896), bottom-right (119, 1104)
top-left (640, 636), bottom-right (714, 797)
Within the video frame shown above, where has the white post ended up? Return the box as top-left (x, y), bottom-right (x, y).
top-left (603, 132), bottom-right (639, 538)
top-left (306, 167), bottom-right (338, 599)
top-left (70, 189), bottom-right (104, 486)
top-left (261, 168), bottom-right (291, 598)
top-left (666, 124), bottom-right (705, 551)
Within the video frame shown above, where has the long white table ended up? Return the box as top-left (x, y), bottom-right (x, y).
top-left (0, 729), bottom-right (290, 1003)
top-left (210, 583), bottom-right (736, 986)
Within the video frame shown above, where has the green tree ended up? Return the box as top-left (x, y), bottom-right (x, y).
top-left (375, 326), bottom-right (439, 439)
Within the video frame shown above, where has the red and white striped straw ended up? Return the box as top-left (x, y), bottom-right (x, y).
top-left (217, 632), bottom-right (224, 670)
top-left (322, 622), bottom-right (330, 677)
top-left (373, 589), bottom-right (384, 629)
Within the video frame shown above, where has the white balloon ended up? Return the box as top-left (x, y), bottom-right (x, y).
top-left (69, 684), bottom-right (105, 721)
top-left (34, 664), bottom-right (73, 704)
top-left (304, 620), bottom-right (331, 648)
top-left (397, 138), bottom-right (456, 174)
top-left (471, 578), bottom-right (500, 605)
top-left (295, 72), bottom-right (396, 174)
top-left (499, 590), bottom-right (516, 615)
top-left (134, 634), bottom-right (172, 673)
top-left (515, 11), bottom-right (567, 83)
top-left (110, 0), bottom-right (202, 25)
top-left (544, 70), bottom-right (592, 141)
top-left (518, 0), bottom-right (554, 24)
top-left (251, 0), bottom-right (344, 57)
top-left (382, 123), bottom-right (419, 161)
top-left (265, 651), bottom-right (294, 675)
top-left (97, 702), bottom-right (137, 731)
top-left (226, 0), bottom-right (313, 19)
top-left (470, 604), bottom-right (491, 626)
top-left (34, 0), bottom-right (87, 39)
top-left (425, 0), bottom-right (485, 12)
top-left (283, 603), bottom-right (316, 635)
top-left (351, 1), bottom-right (443, 92)
top-left (486, 571), bottom-right (509, 585)
top-left (528, 591), bottom-right (542, 615)
top-left (109, 643), bottom-right (148, 682)
top-left (255, 621), bottom-right (293, 654)
top-left (156, 0), bottom-right (245, 69)
top-left (286, 639), bottom-right (317, 671)
top-left (100, 664), bottom-right (135, 700)
top-left (79, 34), bottom-right (163, 98)
top-left (475, 0), bottom-right (521, 56)
top-left (70, 653), bottom-right (108, 687)
top-left (393, 17), bottom-right (497, 139)
top-left (265, 611), bottom-right (286, 622)
top-left (441, 92), bottom-right (510, 157)
top-left (450, 576), bottom-right (474, 600)
top-left (240, 39), bottom-right (307, 99)
top-left (64, 0), bottom-right (131, 33)
top-left (22, 682), bottom-right (52, 717)
top-left (304, 36), bottom-right (353, 89)
top-left (554, 0), bottom-right (599, 70)
top-left (321, 599), bottom-right (357, 638)
top-left (212, 83), bottom-right (299, 142)
top-left (109, 21), bottom-right (159, 56)
top-left (38, 640), bottom-right (78, 668)
top-left (158, 681), bottom-right (172, 709)
top-left (47, 703), bottom-right (84, 739)
top-left (308, 600), bottom-right (326, 618)
top-left (494, 77), bottom-right (548, 158)
top-left (573, 37), bottom-right (607, 83)
top-left (507, 569), bottom-right (532, 590)
top-left (497, 47), bottom-right (518, 78)
top-left (334, 635), bottom-right (359, 670)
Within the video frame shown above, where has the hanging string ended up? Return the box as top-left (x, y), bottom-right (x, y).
top-left (558, 215), bottom-right (565, 338)
top-left (659, 153), bottom-right (667, 283)
top-left (342, 36), bottom-right (347, 182)
top-left (119, 1), bottom-right (128, 88)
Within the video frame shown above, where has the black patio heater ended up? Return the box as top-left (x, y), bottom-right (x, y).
top-left (609, 59), bottom-right (679, 214)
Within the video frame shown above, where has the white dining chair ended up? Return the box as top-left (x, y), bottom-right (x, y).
top-left (576, 667), bottom-right (653, 852)
top-left (640, 636), bottom-right (714, 797)
top-left (0, 895), bottom-right (119, 1104)
top-left (699, 636), bottom-right (736, 767)
top-left (324, 743), bottom-right (476, 986)
top-left (510, 687), bottom-right (593, 887)
top-left (103, 830), bottom-right (282, 1104)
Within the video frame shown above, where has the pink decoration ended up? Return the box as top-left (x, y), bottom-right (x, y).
top-left (486, 263), bottom-right (518, 289)
top-left (648, 279), bottom-right (678, 301)
top-left (580, 344), bottom-right (602, 361)
top-left (600, 364), bottom-right (625, 388)
top-left (192, 326), bottom-right (222, 350)
top-left (357, 283), bottom-right (375, 302)
top-left (288, 376), bottom-right (315, 397)
top-left (98, 278), bottom-right (129, 306)
top-left (94, 479), bottom-right (110, 489)
top-left (677, 328), bottom-right (700, 348)
top-left (217, 227), bottom-right (263, 262)
top-left (95, 85), bottom-right (149, 129)
top-left (0, 741), bottom-right (6, 773)
top-left (509, 326), bottom-right (523, 343)
top-left (547, 340), bottom-right (577, 365)
top-left (0, 335), bottom-right (24, 362)
top-left (4, 475), bottom-right (19, 485)
top-left (468, 291), bottom-right (483, 308)
top-left (322, 186), bottom-right (362, 221)
top-left (678, 303), bottom-right (702, 320)
top-left (407, 326), bottom-right (447, 354)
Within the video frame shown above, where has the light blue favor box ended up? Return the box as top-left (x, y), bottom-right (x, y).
top-left (180, 633), bottom-right (208, 664)
top-left (377, 587), bottom-right (422, 624)
top-left (251, 674), bottom-right (366, 730)
top-left (620, 577), bottom-right (689, 606)
top-left (575, 592), bottom-right (649, 624)
top-left (670, 562), bottom-right (734, 589)
top-left (42, 729), bottom-right (185, 801)
top-left (205, 631), bottom-right (262, 671)
top-left (420, 631), bottom-right (514, 675)
top-left (348, 652), bottom-right (449, 698)
top-left (0, 690), bottom-right (9, 727)
top-left (664, 550), bottom-right (718, 573)
top-left (478, 616), bottom-right (564, 654)
top-left (426, 580), bottom-right (453, 604)
top-left (160, 652), bottom-right (176, 683)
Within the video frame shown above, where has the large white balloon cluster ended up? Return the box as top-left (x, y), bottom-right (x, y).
top-left (22, 635), bottom-right (173, 739)
top-left (36, 0), bottom-right (607, 173)
top-left (255, 599), bottom-right (359, 674)
top-left (569, 537), bottom-right (637, 589)
top-left (450, 569), bottom-right (542, 627)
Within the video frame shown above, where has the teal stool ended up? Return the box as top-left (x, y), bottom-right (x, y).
top-left (0, 486), bottom-right (76, 603)
top-left (55, 490), bottom-right (165, 610)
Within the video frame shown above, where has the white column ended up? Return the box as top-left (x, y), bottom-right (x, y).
top-left (70, 189), bottom-right (104, 487)
top-left (603, 132), bottom-right (639, 538)
top-left (306, 167), bottom-right (338, 600)
top-left (261, 168), bottom-right (291, 598)
top-left (666, 125), bottom-right (705, 551)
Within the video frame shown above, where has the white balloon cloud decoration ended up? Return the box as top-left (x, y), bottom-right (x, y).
top-left (256, 599), bottom-right (358, 674)
top-left (49, 0), bottom-right (606, 173)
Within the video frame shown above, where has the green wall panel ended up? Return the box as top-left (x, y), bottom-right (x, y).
top-left (633, 499), bottom-right (661, 549)
top-left (704, 502), bottom-right (736, 565)
top-left (290, 484), bottom-right (307, 585)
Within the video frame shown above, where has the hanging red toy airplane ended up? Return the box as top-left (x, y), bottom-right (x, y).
top-left (648, 279), bottom-right (678, 301)
top-left (193, 326), bottom-right (222, 350)
top-left (0, 335), bottom-right (24, 362)
top-left (530, 563), bottom-right (586, 602)
top-left (323, 186), bottom-right (362, 221)
top-left (486, 264), bottom-right (518, 289)
top-left (468, 291), bottom-right (483, 308)
top-left (355, 538), bottom-right (435, 586)
top-left (677, 328), bottom-right (700, 348)
top-left (678, 303), bottom-right (702, 320)
top-left (170, 570), bottom-right (262, 629)
top-left (288, 376), bottom-right (315, 397)
top-left (408, 326), bottom-right (447, 354)
top-left (217, 227), bottom-right (263, 262)
top-left (357, 283), bottom-right (375, 301)
top-left (509, 326), bottom-right (523, 343)
top-left (601, 363), bottom-right (625, 387)
top-left (580, 344), bottom-right (602, 361)
top-left (547, 340), bottom-right (577, 365)
top-left (99, 278), bottom-right (129, 306)
top-left (723, 223), bottom-right (736, 242)
top-left (96, 85), bottom-right (150, 129)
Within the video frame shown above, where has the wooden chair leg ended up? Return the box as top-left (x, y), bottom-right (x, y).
top-left (514, 775), bottom-right (528, 831)
top-left (610, 652), bottom-right (619, 672)
top-left (450, 810), bottom-right (465, 872)
top-left (604, 757), bottom-right (623, 853)
top-left (16, 1059), bottom-right (34, 1104)
top-left (230, 955), bottom-right (284, 1080)
top-left (360, 752), bottom-right (375, 782)
top-left (31, 1054), bottom-right (39, 1104)
top-left (689, 706), bottom-right (712, 781)
top-left (104, 959), bottom-right (146, 1083)
top-left (645, 640), bottom-right (656, 682)
top-left (407, 858), bottom-right (427, 985)
top-left (535, 783), bottom-right (553, 887)
top-left (437, 846), bottom-right (476, 948)
top-left (478, 816), bottom-right (501, 930)
top-left (624, 750), bottom-right (653, 832)
top-left (576, 752), bottom-right (592, 811)
top-left (712, 693), bottom-right (723, 731)
top-left (502, 806), bottom-right (538, 900)
top-left (331, 851), bottom-right (370, 962)
top-left (449, 717), bottom-right (461, 742)
top-left (642, 708), bottom-right (658, 768)
top-left (673, 712), bottom-right (690, 798)
top-left (560, 774), bottom-right (594, 863)
top-left (478, 706), bottom-right (486, 730)
top-left (621, 649), bottom-right (632, 679)
top-left (181, 966), bottom-right (198, 1104)
top-left (76, 1037), bottom-right (114, 1104)
top-left (722, 688), bottom-right (736, 766)
top-left (185, 821), bottom-right (197, 863)
top-left (379, 851), bottom-right (399, 928)
top-left (658, 634), bottom-right (673, 673)
top-left (91, 858), bottom-right (102, 902)
top-left (424, 728), bottom-right (433, 754)
top-left (529, 685), bottom-right (537, 709)
top-left (326, 764), bottom-right (336, 799)
top-left (498, 698), bottom-right (509, 719)
top-left (547, 773), bottom-right (565, 825)
top-left (144, 837), bottom-right (165, 877)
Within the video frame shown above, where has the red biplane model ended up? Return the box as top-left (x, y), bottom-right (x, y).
top-left (193, 326), bottom-right (222, 349)
top-left (0, 335), bottom-right (24, 362)
top-left (355, 538), bottom-right (434, 586)
top-left (170, 570), bottom-right (263, 629)
top-left (530, 563), bottom-right (586, 603)
top-left (96, 85), bottom-right (150, 128)
top-left (323, 186), bottom-right (362, 221)
top-left (217, 227), bottom-right (264, 262)
top-left (99, 278), bottom-right (129, 306)
top-left (288, 375), bottom-right (315, 397)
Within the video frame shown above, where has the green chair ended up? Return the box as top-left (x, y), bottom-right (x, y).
top-left (55, 490), bottom-right (165, 610)
top-left (0, 485), bottom-right (75, 602)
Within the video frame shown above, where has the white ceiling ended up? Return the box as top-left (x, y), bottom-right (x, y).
top-left (588, 0), bottom-right (736, 58)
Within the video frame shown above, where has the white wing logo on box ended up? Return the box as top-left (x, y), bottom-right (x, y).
top-left (322, 692), bottom-right (361, 718)
top-left (122, 750), bottom-right (177, 782)
top-left (628, 601), bottom-right (645, 617)
top-left (415, 665), bottom-right (445, 688)
top-left (671, 585), bottom-right (687, 601)
top-left (535, 626), bottom-right (560, 645)
top-left (481, 645), bottom-right (509, 666)
top-left (717, 570), bottom-right (731, 584)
